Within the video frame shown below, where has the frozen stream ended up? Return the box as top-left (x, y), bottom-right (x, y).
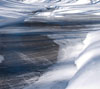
top-left (0, 0), bottom-right (100, 89)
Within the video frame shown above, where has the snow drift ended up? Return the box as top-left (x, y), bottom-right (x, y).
top-left (66, 31), bottom-right (100, 89)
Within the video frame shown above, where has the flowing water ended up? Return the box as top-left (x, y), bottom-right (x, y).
top-left (0, 0), bottom-right (100, 89)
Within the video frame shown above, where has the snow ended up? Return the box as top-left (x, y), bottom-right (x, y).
top-left (75, 31), bottom-right (100, 69)
top-left (24, 63), bottom-right (76, 89)
top-left (66, 58), bottom-right (100, 89)
top-left (0, 0), bottom-right (47, 27)
top-left (0, 0), bottom-right (100, 26)
top-left (66, 31), bottom-right (100, 89)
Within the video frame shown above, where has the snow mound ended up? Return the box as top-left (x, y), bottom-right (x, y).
top-left (66, 31), bottom-right (100, 89)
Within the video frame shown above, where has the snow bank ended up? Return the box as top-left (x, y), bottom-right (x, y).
top-left (76, 31), bottom-right (100, 69)
top-left (66, 31), bottom-right (100, 89)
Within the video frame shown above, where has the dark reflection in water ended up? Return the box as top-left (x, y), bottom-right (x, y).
top-left (0, 32), bottom-right (59, 89)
